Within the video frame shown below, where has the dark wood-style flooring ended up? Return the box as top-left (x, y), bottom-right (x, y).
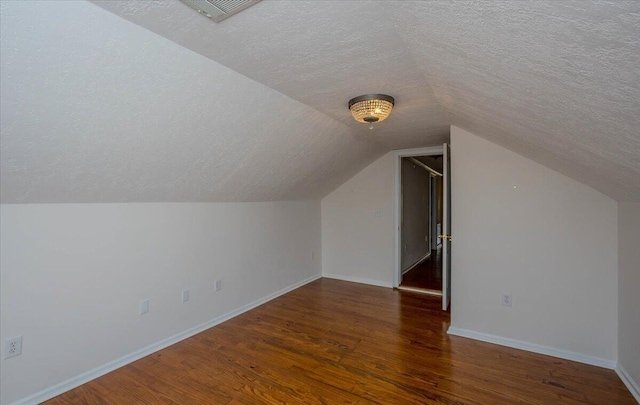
top-left (45, 278), bottom-right (635, 404)
top-left (401, 248), bottom-right (443, 292)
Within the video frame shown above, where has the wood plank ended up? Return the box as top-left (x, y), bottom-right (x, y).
top-left (44, 278), bottom-right (636, 404)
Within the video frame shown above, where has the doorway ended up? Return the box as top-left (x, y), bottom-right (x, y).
top-left (393, 145), bottom-right (452, 311)
top-left (398, 155), bottom-right (444, 296)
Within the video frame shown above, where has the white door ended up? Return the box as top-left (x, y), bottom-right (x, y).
top-left (442, 143), bottom-right (452, 311)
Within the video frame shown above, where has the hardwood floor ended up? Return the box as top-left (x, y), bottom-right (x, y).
top-left (45, 278), bottom-right (635, 404)
top-left (401, 249), bottom-right (443, 292)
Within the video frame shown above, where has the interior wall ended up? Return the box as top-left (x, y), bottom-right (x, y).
top-left (0, 201), bottom-right (321, 405)
top-left (449, 126), bottom-right (618, 363)
top-left (618, 202), bottom-right (640, 398)
top-left (321, 152), bottom-right (394, 287)
top-left (401, 158), bottom-right (431, 271)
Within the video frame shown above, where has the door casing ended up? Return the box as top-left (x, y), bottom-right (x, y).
top-left (393, 146), bottom-right (444, 288)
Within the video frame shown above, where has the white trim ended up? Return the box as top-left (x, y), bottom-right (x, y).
top-left (10, 274), bottom-right (322, 405)
top-left (441, 143), bottom-right (451, 311)
top-left (616, 365), bottom-right (640, 403)
top-left (447, 327), bottom-right (617, 369)
top-left (322, 273), bottom-right (393, 288)
top-left (402, 251), bottom-right (431, 275)
top-left (394, 146), bottom-right (445, 156)
top-left (393, 146), bottom-right (444, 288)
top-left (397, 286), bottom-right (443, 296)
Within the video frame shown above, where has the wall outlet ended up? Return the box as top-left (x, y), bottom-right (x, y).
top-left (182, 289), bottom-right (190, 303)
top-left (501, 293), bottom-right (512, 307)
top-left (5, 336), bottom-right (23, 359)
top-left (215, 279), bottom-right (222, 292)
top-left (140, 299), bottom-right (149, 315)
top-left (374, 208), bottom-right (383, 217)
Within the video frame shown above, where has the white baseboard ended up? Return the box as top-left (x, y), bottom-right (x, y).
top-left (402, 251), bottom-right (431, 275)
top-left (447, 327), bottom-right (617, 369)
top-left (397, 286), bottom-right (442, 296)
top-left (616, 364), bottom-right (640, 403)
top-left (322, 273), bottom-right (393, 288)
top-left (11, 274), bottom-right (322, 405)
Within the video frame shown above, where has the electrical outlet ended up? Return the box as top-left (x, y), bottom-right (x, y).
top-left (5, 336), bottom-right (23, 359)
top-left (182, 289), bottom-right (190, 303)
top-left (501, 293), bottom-right (512, 307)
top-left (215, 279), bottom-right (222, 292)
top-left (140, 299), bottom-right (149, 315)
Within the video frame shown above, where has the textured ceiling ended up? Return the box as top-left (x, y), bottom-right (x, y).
top-left (1, 0), bottom-right (639, 203)
top-left (0, 1), bottom-right (383, 203)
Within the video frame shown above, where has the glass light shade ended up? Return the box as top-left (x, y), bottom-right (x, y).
top-left (349, 94), bottom-right (395, 124)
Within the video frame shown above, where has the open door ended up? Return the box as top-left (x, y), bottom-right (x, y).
top-left (441, 143), bottom-right (452, 311)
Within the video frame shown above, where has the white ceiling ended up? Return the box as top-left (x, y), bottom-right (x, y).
top-left (1, 0), bottom-right (639, 203)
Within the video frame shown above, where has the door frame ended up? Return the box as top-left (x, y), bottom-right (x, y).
top-left (393, 146), bottom-right (444, 288)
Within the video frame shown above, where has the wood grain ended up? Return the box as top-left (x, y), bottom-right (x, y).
top-left (401, 248), bottom-right (443, 292)
top-left (44, 278), bottom-right (635, 404)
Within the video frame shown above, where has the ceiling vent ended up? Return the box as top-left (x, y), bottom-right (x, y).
top-left (181, 0), bottom-right (261, 23)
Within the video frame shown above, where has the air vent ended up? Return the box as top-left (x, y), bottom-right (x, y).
top-left (181, 0), bottom-right (261, 23)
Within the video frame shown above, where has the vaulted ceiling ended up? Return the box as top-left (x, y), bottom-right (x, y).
top-left (1, 0), bottom-right (639, 203)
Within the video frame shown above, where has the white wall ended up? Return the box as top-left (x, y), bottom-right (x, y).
top-left (449, 126), bottom-right (618, 364)
top-left (321, 153), bottom-right (394, 287)
top-left (0, 201), bottom-right (321, 405)
top-left (320, 127), bottom-right (619, 366)
top-left (618, 202), bottom-right (640, 399)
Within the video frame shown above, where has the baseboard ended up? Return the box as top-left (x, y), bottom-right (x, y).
top-left (10, 274), bottom-right (322, 405)
top-left (402, 251), bottom-right (431, 275)
top-left (616, 364), bottom-right (640, 403)
top-left (322, 273), bottom-right (393, 288)
top-left (397, 286), bottom-right (442, 296)
top-left (447, 327), bottom-right (617, 369)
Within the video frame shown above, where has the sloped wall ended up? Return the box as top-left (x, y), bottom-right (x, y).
top-left (0, 0), bottom-right (382, 205)
top-left (449, 126), bottom-right (618, 364)
top-left (321, 153), bottom-right (395, 287)
top-left (321, 125), bottom-right (619, 366)
top-left (0, 201), bottom-right (321, 404)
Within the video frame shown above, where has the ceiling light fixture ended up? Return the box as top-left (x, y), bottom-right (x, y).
top-left (348, 94), bottom-right (395, 129)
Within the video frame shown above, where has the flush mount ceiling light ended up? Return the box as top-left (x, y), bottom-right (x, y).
top-left (181, 0), bottom-right (261, 23)
top-left (348, 94), bottom-right (395, 128)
